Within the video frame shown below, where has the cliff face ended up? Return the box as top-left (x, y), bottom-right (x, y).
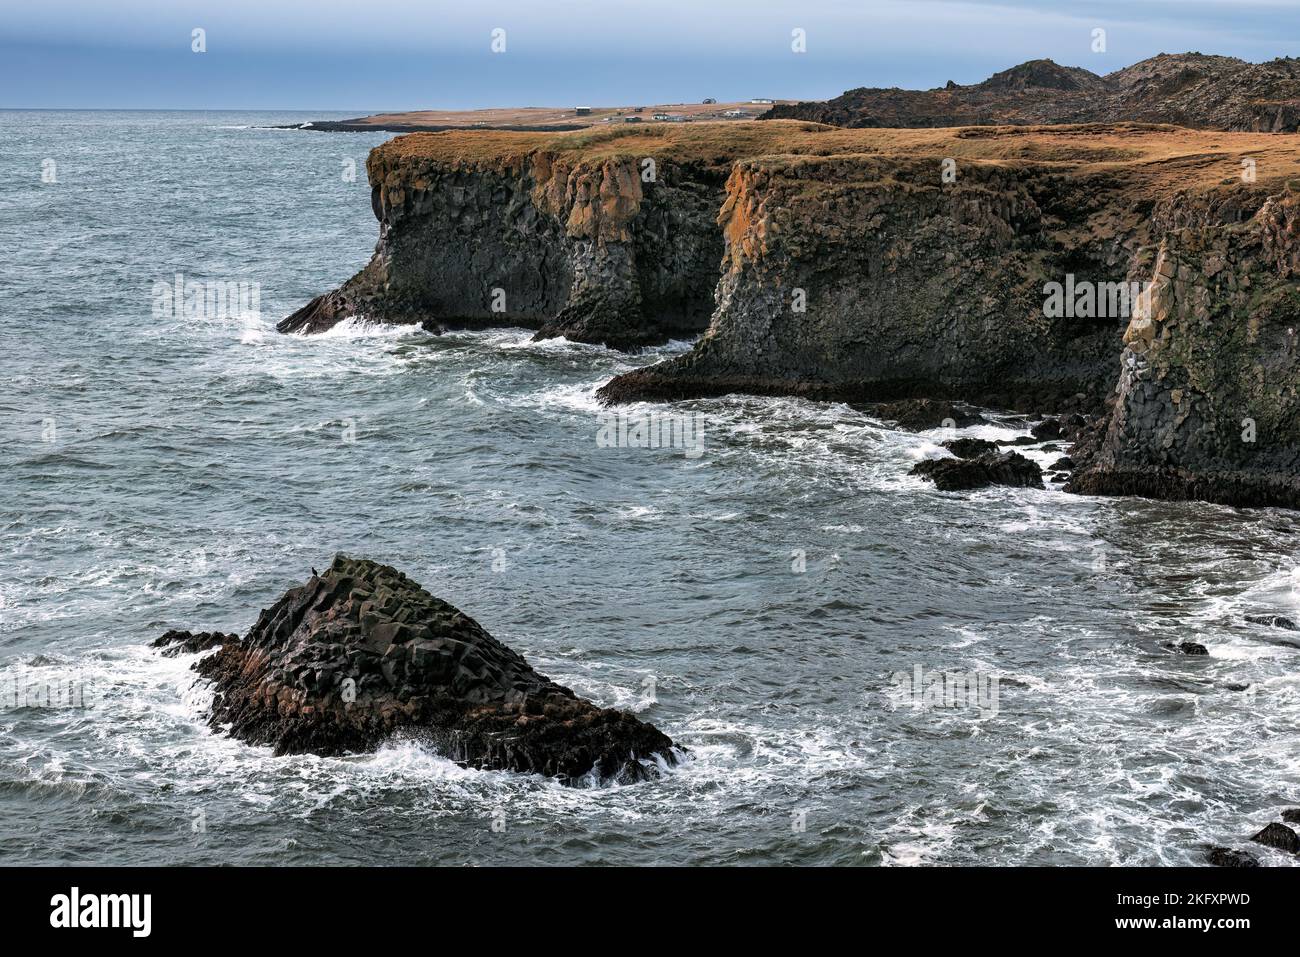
top-left (281, 131), bottom-right (729, 349)
top-left (287, 122), bottom-right (1300, 509)
top-left (599, 151), bottom-right (1134, 409)
top-left (1069, 191), bottom-right (1300, 506)
top-left (763, 53), bottom-right (1300, 132)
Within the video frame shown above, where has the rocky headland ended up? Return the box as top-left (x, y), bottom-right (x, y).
top-left (284, 103), bottom-right (1300, 509)
top-left (158, 556), bottom-right (676, 783)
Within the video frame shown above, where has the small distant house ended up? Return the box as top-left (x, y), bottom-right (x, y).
top-left (652, 113), bottom-right (670, 121)
top-left (575, 106), bottom-right (591, 116)
top-left (665, 114), bottom-right (687, 123)
top-left (624, 116), bottom-right (643, 123)
top-left (750, 98), bottom-right (774, 105)
top-left (723, 109), bottom-right (746, 117)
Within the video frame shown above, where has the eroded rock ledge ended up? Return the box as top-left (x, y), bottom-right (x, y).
top-left (162, 556), bottom-right (675, 782)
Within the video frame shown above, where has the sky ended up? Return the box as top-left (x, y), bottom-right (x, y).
top-left (2, 0), bottom-right (1298, 111)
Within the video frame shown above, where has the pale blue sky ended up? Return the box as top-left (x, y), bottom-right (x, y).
top-left (3, 0), bottom-right (1298, 109)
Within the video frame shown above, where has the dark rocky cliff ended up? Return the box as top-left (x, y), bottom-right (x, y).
top-left (1069, 191), bottom-right (1300, 507)
top-left (281, 130), bottom-right (732, 349)
top-left (598, 151), bottom-right (1131, 410)
top-left (284, 122), bottom-right (1300, 510)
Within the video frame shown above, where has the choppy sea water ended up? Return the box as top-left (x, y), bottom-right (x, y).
top-left (2, 110), bottom-right (1298, 866)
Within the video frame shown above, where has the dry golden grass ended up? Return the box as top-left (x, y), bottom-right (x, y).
top-left (380, 120), bottom-right (1300, 194)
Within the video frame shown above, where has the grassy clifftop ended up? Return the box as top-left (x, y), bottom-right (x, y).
top-left (376, 120), bottom-right (1300, 195)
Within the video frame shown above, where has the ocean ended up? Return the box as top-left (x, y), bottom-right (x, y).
top-left (1, 109), bottom-right (1298, 865)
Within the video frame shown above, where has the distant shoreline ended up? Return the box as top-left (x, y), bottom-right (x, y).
top-left (272, 101), bottom-right (784, 134)
top-left (275, 119), bottom-right (591, 134)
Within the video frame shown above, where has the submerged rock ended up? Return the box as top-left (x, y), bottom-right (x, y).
top-left (911, 451), bottom-right (1044, 491)
top-left (1205, 846), bottom-right (1260, 868)
top-left (1250, 821), bottom-right (1300, 853)
top-left (1245, 614), bottom-right (1299, 631)
top-left (1167, 640), bottom-right (1209, 656)
top-left (173, 556), bottom-right (677, 782)
top-left (1282, 808), bottom-right (1300, 824)
top-left (869, 399), bottom-right (985, 431)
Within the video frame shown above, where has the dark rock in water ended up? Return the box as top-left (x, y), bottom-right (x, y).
top-left (278, 289), bottom-right (357, 335)
top-left (151, 630), bottom-right (235, 658)
top-left (1205, 846), bottom-right (1260, 868)
top-left (1063, 412), bottom-right (1090, 436)
top-left (1166, 640), bottom-right (1209, 656)
top-left (1050, 456), bottom-right (1076, 471)
top-left (869, 399), bottom-right (985, 431)
top-left (941, 437), bottom-right (1000, 459)
top-left (1030, 418), bottom-right (1063, 440)
top-left (1223, 682), bottom-right (1252, 692)
top-left (1251, 821), bottom-right (1300, 853)
top-left (1245, 614), bottom-right (1299, 631)
top-left (999, 435), bottom-right (1040, 447)
top-left (1282, 808), bottom-right (1300, 824)
top-left (182, 556), bottom-right (677, 782)
top-left (911, 451), bottom-right (1044, 491)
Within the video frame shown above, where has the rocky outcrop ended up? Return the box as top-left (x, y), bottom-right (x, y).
top-left (152, 630), bottom-right (235, 658)
top-left (911, 450), bottom-right (1044, 491)
top-left (943, 437), bottom-right (1001, 458)
top-left (281, 131), bottom-right (730, 349)
top-left (164, 556), bottom-right (676, 782)
top-left (764, 53), bottom-right (1300, 132)
top-left (1069, 192), bottom-right (1300, 508)
top-left (1250, 821), bottom-right (1300, 853)
top-left (870, 400), bottom-right (988, 430)
top-left (299, 120), bottom-right (1300, 510)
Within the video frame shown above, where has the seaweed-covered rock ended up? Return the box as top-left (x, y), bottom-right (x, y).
top-left (180, 556), bottom-right (677, 782)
